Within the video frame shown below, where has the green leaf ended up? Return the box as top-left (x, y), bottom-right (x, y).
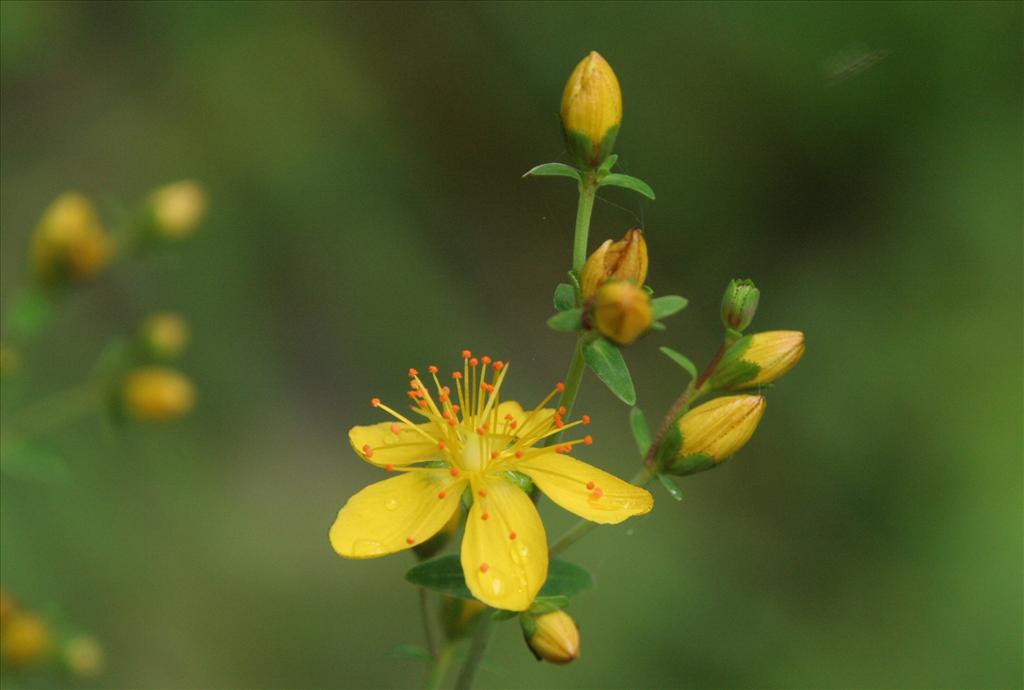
top-left (529, 595), bottom-right (570, 615)
top-left (546, 309), bottom-right (582, 333)
top-left (502, 470), bottom-right (533, 494)
top-left (629, 407), bottom-right (652, 456)
top-left (0, 442), bottom-right (71, 485)
top-left (650, 295), bottom-right (688, 320)
top-left (658, 473), bottom-right (684, 501)
top-left (522, 162), bottom-right (581, 181)
top-left (491, 609), bottom-right (518, 621)
top-left (406, 556), bottom-right (593, 604)
top-left (654, 423), bottom-right (684, 472)
top-left (597, 154), bottom-right (618, 176)
top-left (659, 347), bottom-right (698, 380)
top-left (600, 173), bottom-right (655, 200)
top-left (650, 321), bottom-right (666, 331)
top-left (387, 644), bottom-right (433, 662)
top-left (553, 283), bottom-right (576, 312)
top-left (583, 338), bottom-right (636, 405)
top-left (5, 289), bottom-right (55, 339)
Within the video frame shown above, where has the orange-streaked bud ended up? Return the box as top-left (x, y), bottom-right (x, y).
top-left (666, 395), bottom-right (766, 475)
top-left (122, 366), bottom-right (196, 422)
top-left (63, 635), bottom-right (104, 679)
top-left (149, 180), bottom-right (207, 239)
top-left (140, 312), bottom-right (190, 360)
top-left (561, 51), bottom-right (622, 167)
top-left (580, 228), bottom-right (648, 300)
top-left (0, 611), bottom-right (50, 668)
top-left (710, 331), bottom-right (805, 390)
top-left (31, 192), bottom-right (113, 286)
top-left (524, 609), bottom-right (580, 665)
top-left (592, 281), bottom-right (651, 345)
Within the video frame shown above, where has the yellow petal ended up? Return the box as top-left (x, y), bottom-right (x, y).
top-left (348, 421), bottom-right (440, 468)
top-left (517, 453), bottom-right (653, 525)
top-left (496, 400), bottom-right (556, 440)
top-left (461, 474), bottom-right (548, 611)
top-left (330, 471), bottom-right (465, 559)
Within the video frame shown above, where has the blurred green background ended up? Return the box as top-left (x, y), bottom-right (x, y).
top-left (1, 1), bottom-right (1021, 688)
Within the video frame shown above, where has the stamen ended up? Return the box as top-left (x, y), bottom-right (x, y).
top-left (556, 382), bottom-right (565, 392)
top-left (584, 435), bottom-right (593, 445)
top-left (438, 441), bottom-right (446, 450)
top-left (462, 350), bottom-right (472, 359)
top-left (408, 368), bottom-right (418, 377)
top-left (469, 357), bottom-right (479, 367)
top-left (493, 361), bottom-right (505, 371)
top-left (452, 371), bottom-right (462, 379)
top-left (481, 356), bottom-right (492, 365)
top-left (450, 467), bottom-right (461, 477)
top-left (515, 450), bottom-right (524, 458)
top-left (558, 406), bottom-right (567, 415)
top-left (371, 397), bottom-right (381, 407)
top-left (490, 451), bottom-right (499, 459)
top-left (362, 444), bottom-right (374, 458)
top-left (582, 415), bottom-right (591, 425)
top-left (385, 464), bottom-right (394, 472)
top-left (428, 365), bottom-right (439, 374)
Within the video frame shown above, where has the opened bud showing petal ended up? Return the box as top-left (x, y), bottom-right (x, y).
top-left (580, 228), bottom-right (648, 300)
top-left (711, 331), bottom-right (805, 390)
top-left (122, 366), bottom-right (196, 422)
top-left (593, 281), bottom-right (651, 345)
top-left (523, 609), bottom-right (580, 665)
top-left (666, 395), bottom-right (766, 475)
top-left (561, 51), bottom-right (622, 167)
top-left (149, 180), bottom-right (207, 239)
top-left (31, 192), bottom-right (113, 287)
top-left (721, 278), bottom-right (760, 332)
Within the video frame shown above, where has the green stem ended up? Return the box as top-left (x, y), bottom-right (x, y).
top-left (453, 616), bottom-right (494, 690)
top-left (550, 466), bottom-right (656, 556)
top-left (419, 587), bottom-right (439, 659)
top-left (425, 643), bottom-right (454, 690)
top-left (571, 174), bottom-right (598, 274)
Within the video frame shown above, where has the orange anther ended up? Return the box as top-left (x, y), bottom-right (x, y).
top-left (407, 391), bottom-right (418, 399)
top-left (418, 400), bottom-right (428, 408)
top-left (504, 413), bottom-right (514, 420)
top-left (452, 405), bottom-right (460, 413)
top-left (556, 382), bottom-right (565, 392)
top-left (586, 481), bottom-right (595, 490)
top-left (581, 415), bottom-right (591, 425)
top-left (482, 356), bottom-right (492, 365)
top-left (362, 444), bottom-right (374, 458)
top-left (479, 562), bottom-right (489, 573)
top-left (438, 441), bottom-right (446, 450)
top-left (447, 418), bottom-right (457, 427)
top-left (515, 450), bottom-right (524, 458)
top-left (583, 435), bottom-right (593, 445)
top-left (469, 357), bottom-right (479, 367)
top-left (408, 368), bottom-right (418, 377)
top-left (493, 361), bottom-right (504, 371)
top-left (591, 487), bottom-right (604, 499)
top-left (555, 418), bottom-right (565, 429)
top-left (371, 397), bottom-right (381, 407)
top-left (462, 350), bottom-right (472, 359)
top-left (510, 421), bottom-right (518, 429)
top-left (385, 464), bottom-right (394, 472)
top-left (509, 531), bottom-right (517, 540)
top-left (452, 371), bottom-right (463, 379)
top-left (558, 406), bottom-right (567, 415)
top-left (390, 423), bottom-right (401, 435)
top-left (450, 467), bottom-right (461, 477)
top-left (428, 365), bottom-right (439, 374)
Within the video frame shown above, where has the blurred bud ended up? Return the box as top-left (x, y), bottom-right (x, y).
top-left (140, 312), bottom-right (190, 360)
top-left (580, 228), bottom-right (648, 300)
top-left (440, 596), bottom-right (487, 640)
top-left (710, 331), bottom-right (805, 390)
top-left (561, 51), bottom-right (622, 167)
top-left (0, 612), bottom-right (50, 668)
top-left (122, 366), bottom-right (196, 421)
top-left (720, 279), bottom-right (760, 332)
top-left (0, 589), bottom-right (17, 626)
top-left (149, 180), bottom-right (207, 239)
top-left (31, 192), bottom-right (113, 287)
top-left (413, 506), bottom-right (462, 561)
top-left (0, 345), bottom-right (19, 378)
top-left (63, 635), bottom-right (104, 679)
top-left (665, 395), bottom-right (766, 475)
top-left (522, 609), bottom-right (580, 665)
top-left (592, 281), bottom-right (651, 345)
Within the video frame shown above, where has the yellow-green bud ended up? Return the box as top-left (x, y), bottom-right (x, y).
top-left (31, 192), bottom-right (113, 287)
top-left (579, 228), bottom-right (648, 300)
top-left (523, 609), bottom-right (580, 665)
top-left (140, 312), bottom-right (190, 360)
top-left (665, 395), bottom-right (766, 475)
top-left (122, 366), bottom-right (196, 421)
top-left (561, 51), bottom-right (622, 167)
top-left (63, 635), bottom-right (104, 679)
top-left (149, 180), bottom-right (207, 239)
top-left (721, 279), bottom-right (760, 332)
top-left (710, 331), bottom-right (805, 390)
top-left (592, 281), bottom-right (651, 346)
top-left (0, 612), bottom-right (50, 668)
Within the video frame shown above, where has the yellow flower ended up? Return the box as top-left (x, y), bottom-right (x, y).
top-left (666, 395), bottom-right (765, 476)
top-left (0, 611), bottom-right (50, 668)
top-left (711, 330), bottom-right (805, 390)
top-left (593, 281), bottom-right (652, 345)
top-left (525, 609), bottom-right (580, 665)
top-left (579, 228), bottom-right (648, 300)
top-left (63, 635), bottom-right (104, 679)
top-left (122, 366), bottom-right (196, 421)
top-left (140, 312), bottom-right (190, 360)
top-left (330, 352), bottom-right (653, 611)
top-left (561, 51), bottom-right (622, 166)
top-left (150, 180), bottom-right (207, 239)
top-left (31, 192), bottom-right (113, 286)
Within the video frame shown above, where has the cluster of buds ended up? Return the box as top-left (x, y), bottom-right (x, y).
top-left (561, 51), bottom-right (622, 168)
top-left (31, 192), bottom-right (113, 288)
top-left (580, 228), bottom-right (652, 345)
top-left (0, 588), bottom-right (103, 679)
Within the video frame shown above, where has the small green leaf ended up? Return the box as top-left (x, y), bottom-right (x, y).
top-left (387, 644), bottom-right (433, 662)
top-left (491, 609), bottom-right (518, 621)
top-left (600, 173), bottom-right (655, 200)
top-left (659, 347), bottom-right (698, 380)
top-left (0, 442), bottom-right (71, 485)
top-left (629, 407), bottom-right (652, 456)
top-left (523, 162), bottom-right (581, 181)
top-left (5, 289), bottom-right (55, 339)
top-left (654, 423), bottom-right (684, 471)
top-left (583, 338), bottom-right (636, 405)
top-left (529, 595), bottom-right (570, 615)
top-left (650, 295), bottom-right (688, 320)
top-left (502, 470), bottom-right (533, 494)
top-left (407, 557), bottom-right (592, 605)
top-left (650, 321), bottom-right (666, 331)
top-left (553, 283), bottom-right (576, 312)
top-left (597, 154), bottom-right (618, 176)
top-left (547, 309), bottom-right (582, 333)
top-left (658, 473), bottom-right (684, 501)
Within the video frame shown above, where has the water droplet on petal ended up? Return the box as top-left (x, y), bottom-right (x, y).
top-left (384, 498), bottom-right (398, 511)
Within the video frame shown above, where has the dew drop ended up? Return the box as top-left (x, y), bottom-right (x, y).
top-left (384, 498), bottom-right (399, 511)
top-left (351, 539), bottom-right (384, 557)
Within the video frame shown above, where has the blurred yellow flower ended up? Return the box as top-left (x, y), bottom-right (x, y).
top-left (122, 366), bottom-right (196, 421)
top-left (140, 312), bottom-right (190, 360)
top-left (330, 352), bottom-right (652, 611)
top-left (150, 180), bottom-right (207, 239)
top-left (0, 611), bottom-right (50, 668)
top-left (31, 192), bottom-right (113, 286)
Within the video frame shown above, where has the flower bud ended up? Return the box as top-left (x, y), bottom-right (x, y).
top-left (710, 331), bottom-right (805, 390)
top-left (580, 228), bottom-right (648, 300)
top-left (592, 281), bottom-right (651, 345)
top-left (561, 51), bottom-right (622, 167)
top-left (122, 366), bottom-right (196, 421)
top-left (140, 312), bottom-right (190, 360)
top-left (720, 279), bottom-right (760, 332)
top-left (149, 180), bottom-right (207, 239)
top-left (0, 612), bottom-right (50, 668)
top-left (63, 635), bottom-right (104, 679)
top-left (31, 192), bottom-right (113, 287)
top-left (665, 395), bottom-right (766, 475)
top-left (440, 596), bottom-right (487, 640)
top-left (523, 609), bottom-right (580, 665)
